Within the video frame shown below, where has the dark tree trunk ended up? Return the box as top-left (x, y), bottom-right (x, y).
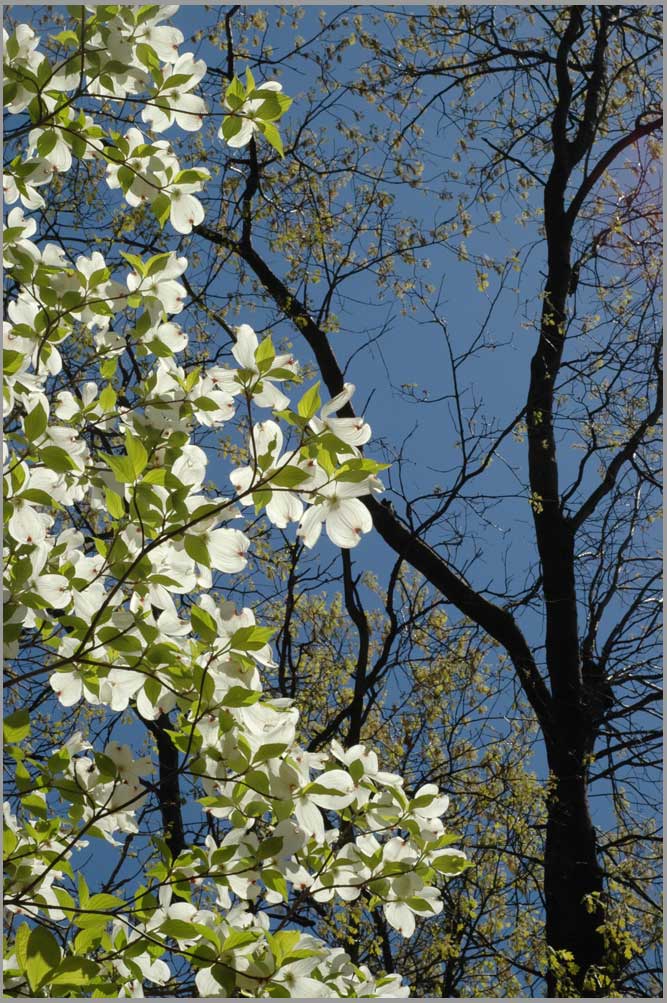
top-left (544, 756), bottom-right (605, 995)
top-left (142, 711), bottom-right (186, 861)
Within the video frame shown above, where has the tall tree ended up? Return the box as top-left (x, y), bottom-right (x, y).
top-left (186, 5), bottom-right (662, 995)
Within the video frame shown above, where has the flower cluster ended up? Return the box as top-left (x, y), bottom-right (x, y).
top-left (3, 6), bottom-right (467, 998)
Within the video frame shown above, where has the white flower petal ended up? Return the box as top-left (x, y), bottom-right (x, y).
top-left (266, 490), bottom-right (303, 528)
top-left (32, 573), bottom-right (71, 608)
top-left (320, 382), bottom-right (355, 419)
top-left (384, 901), bottom-right (416, 938)
top-left (229, 465), bottom-right (256, 502)
top-left (252, 380), bottom-right (291, 410)
top-left (8, 502), bottom-right (47, 544)
top-left (297, 505), bottom-right (324, 549)
top-left (195, 967), bottom-right (221, 997)
top-left (294, 798), bottom-right (325, 843)
top-left (224, 118), bottom-right (256, 148)
top-left (308, 769), bottom-right (356, 810)
top-left (207, 528), bottom-right (250, 572)
top-left (325, 497), bottom-right (372, 548)
top-left (49, 671), bottom-right (82, 707)
top-left (169, 192), bottom-right (205, 234)
top-left (231, 324), bottom-right (258, 369)
top-left (326, 416), bottom-right (371, 446)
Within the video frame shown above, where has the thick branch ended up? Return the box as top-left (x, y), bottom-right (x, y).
top-left (567, 115), bottom-right (663, 225)
top-left (570, 359), bottom-right (662, 531)
top-left (141, 712), bottom-right (186, 860)
top-left (341, 550), bottom-right (370, 747)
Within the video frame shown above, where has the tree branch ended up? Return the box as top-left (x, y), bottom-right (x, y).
top-left (566, 115), bottom-right (663, 225)
top-left (195, 222), bottom-right (554, 731)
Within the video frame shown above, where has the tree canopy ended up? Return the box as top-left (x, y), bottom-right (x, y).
top-left (3, 4), bottom-right (662, 999)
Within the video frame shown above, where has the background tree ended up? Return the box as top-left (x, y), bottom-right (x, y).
top-left (5, 4), bottom-right (662, 998)
top-left (184, 5), bottom-right (662, 995)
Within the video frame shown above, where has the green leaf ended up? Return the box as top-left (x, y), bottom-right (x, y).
top-left (221, 115), bottom-right (243, 141)
top-left (104, 486), bottom-right (125, 520)
top-left (222, 686), bottom-right (261, 707)
top-left (14, 922), bottom-right (29, 973)
top-left (68, 131), bottom-right (88, 159)
top-left (222, 927), bottom-right (260, 952)
top-left (253, 742), bottom-right (288, 764)
top-left (101, 452), bottom-right (137, 484)
top-left (4, 709), bottom-right (30, 743)
top-left (37, 129), bottom-right (59, 158)
top-left (143, 467), bottom-right (167, 485)
top-left (146, 251), bottom-right (173, 277)
top-left (26, 926), bottom-right (61, 991)
top-left (253, 488), bottom-right (272, 513)
top-left (87, 266), bottom-right (111, 288)
top-left (3, 81), bottom-right (17, 106)
top-left (349, 758), bottom-right (364, 783)
top-left (100, 357), bottom-right (117, 379)
top-left (254, 91), bottom-right (292, 122)
top-left (243, 768), bottom-right (270, 796)
top-left (50, 28), bottom-right (80, 46)
top-left (210, 963), bottom-right (236, 995)
top-left (3, 349), bottom-right (25, 375)
top-left (407, 895), bottom-right (438, 913)
top-left (49, 957), bottom-right (100, 987)
top-left (136, 41), bottom-right (160, 70)
top-left (98, 383), bottom-right (117, 413)
top-left (257, 120), bottom-right (284, 157)
top-left (159, 918), bottom-right (198, 940)
top-left (192, 396), bottom-right (222, 412)
top-left (119, 251), bottom-right (145, 275)
top-left (40, 445), bottom-right (78, 473)
top-left (297, 382), bottom-right (321, 420)
top-left (270, 929), bottom-right (301, 965)
top-left (151, 191), bottom-right (171, 228)
top-left (77, 873), bottom-right (90, 908)
top-left (119, 164), bottom-right (139, 194)
top-left (191, 604), bottom-right (218, 643)
top-left (76, 893), bottom-right (125, 929)
top-left (255, 335), bottom-right (276, 373)
top-left (255, 835), bottom-right (283, 860)
top-left (410, 793), bottom-right (436, 809)
top-left (184, 534), bottom-right (211, 568)
top-left (432, 851), bottom-right (469, 875)
top-left (73, 927), bottom-right (102, 954)
top-left (125, 431), bottom-right (148, 478)
top-left (263, 868), bottom-right (288, 902)
top-left (4, 826), bottom-right (18, 858)
top-left (269, 464), bottom-right (309, 489)
top-left (229, 625), bottom-right (275, 651)
top-left (336, 458), bottom-right (389, 482)
top-left (174, 168), bottom-right (210, 184)
top-left (224, 75), bottom-right (246, 111)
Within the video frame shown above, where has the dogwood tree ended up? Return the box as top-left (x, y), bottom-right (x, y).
top-left (2, 6), bottom-right (468, 998)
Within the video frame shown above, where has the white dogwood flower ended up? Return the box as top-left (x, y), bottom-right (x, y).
top-left (297, 479), bottom-right (374, 549)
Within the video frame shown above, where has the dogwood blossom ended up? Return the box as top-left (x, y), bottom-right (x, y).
top-left (310, 382), bottom-right (372, 447)
top-left (297, 477), bottom-right (376, 548)
top-left (3, 8), bottom-right (467, 998)
top-left (221, 78), bottom-right (284, 148)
